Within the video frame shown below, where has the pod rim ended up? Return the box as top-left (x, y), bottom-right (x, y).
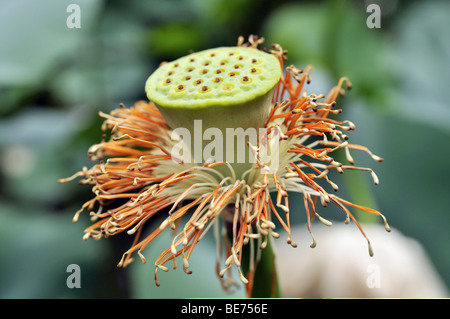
top-left (145, 46), bottom-right (282, 109)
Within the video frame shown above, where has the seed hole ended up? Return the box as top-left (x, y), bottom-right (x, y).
top-left (199, 85), bottom-right (211, 93)
top-left (222, 84), bottom-right (234, 91)
top-left (251, 58), bottom-right (261, 65)
top-left (175, 84), bottom-right (185, 92)
top-left (240, 76), bottom-right (253, 84)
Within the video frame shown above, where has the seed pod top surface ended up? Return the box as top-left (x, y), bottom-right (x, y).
top-left (145, 46), bottom-right (281, 109)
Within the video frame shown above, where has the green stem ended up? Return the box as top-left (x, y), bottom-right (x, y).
top-left (241, 236), bottom-right (281, 298)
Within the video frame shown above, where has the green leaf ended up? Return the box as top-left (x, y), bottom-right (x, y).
top-left (0, 202), bottom-right (105, 298)
top-left (263, 3), bottom-right (327, 67)
top-left (264, 0), bottom-right (393, 107)
top-left (0, 0), bottom-right (102, 87)
top-left (129, 228), bottom-right (246, 298)
top-left (390, 1), bottom-right (450, 134)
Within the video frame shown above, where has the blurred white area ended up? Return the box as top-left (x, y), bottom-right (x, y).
top-left (274, 223), bottom-right (449, 298)
top-left (0, 145), bottom-right (36, 178)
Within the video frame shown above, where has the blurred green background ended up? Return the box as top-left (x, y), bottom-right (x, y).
top-left (0, 0), bottom-right (449, 298)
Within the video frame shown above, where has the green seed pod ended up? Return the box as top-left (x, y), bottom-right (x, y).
top-left (145, 46), bottom-right (281, 176)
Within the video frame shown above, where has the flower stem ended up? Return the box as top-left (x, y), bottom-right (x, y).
top-left (241, 236), bottom-right (281, 298)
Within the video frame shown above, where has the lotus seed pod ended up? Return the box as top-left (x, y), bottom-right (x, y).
top-left (145, 46), bottom-right (281, 175)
